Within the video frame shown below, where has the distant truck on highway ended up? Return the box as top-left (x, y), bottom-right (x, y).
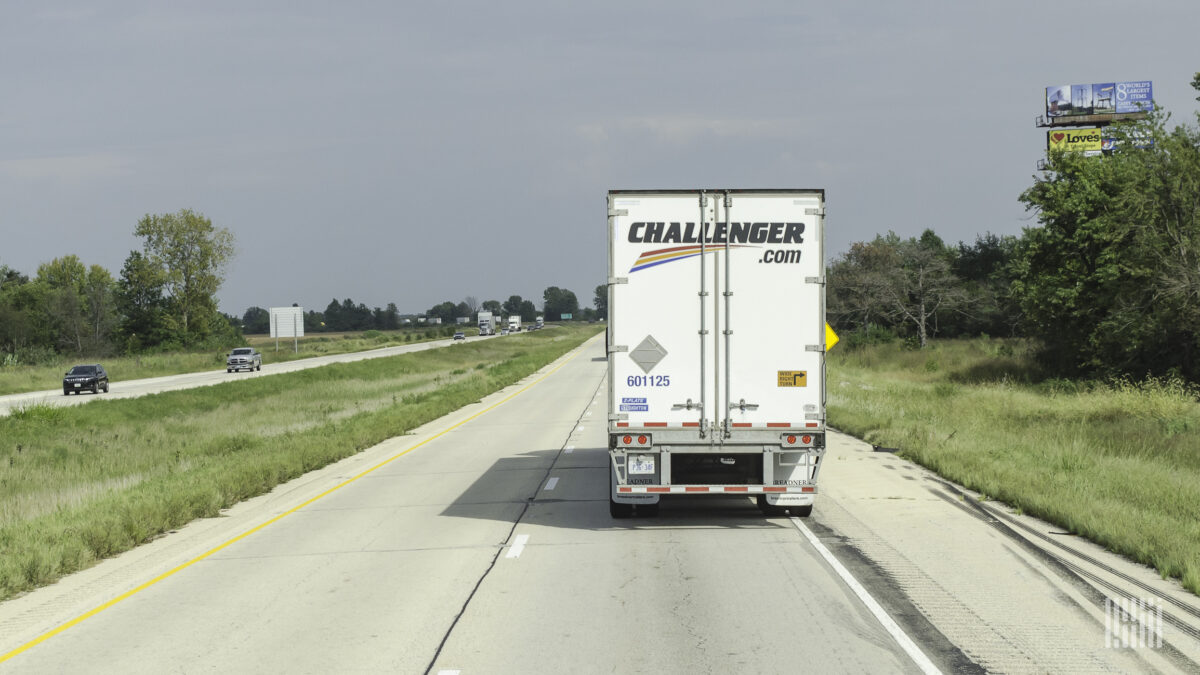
top-left (535, 316), bottom-right (545, 329)
top-left (606, 189), bottom-right (827, 518)
top-left (507, 316), bottom-right (521, 332)
top-left (478, 311), bottom-right (496, 336)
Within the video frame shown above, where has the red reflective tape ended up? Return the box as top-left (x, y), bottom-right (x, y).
top-left (616, 422), bottom-right (629, 427)
top-left (684, 486), bottom-right (709, 492)
top-left (644, 422), bottom-right (668, 427)
top-left (647, 487), bottom-right (670, 493)
top-left (801, 487), bottom-right (815, 493)
top-left (682, 422), bottom-right (700, 427)
top-left (618, 487), bottom-right (632, 493)
top-left (732, 423), bottom-right (752, 428)
top-left (766, 423), bottom-right (790, 428)
top-left (806, 422), bottom-right (819, 428)
top-left (763, 486), bottom-right (786, 492)
top-left (724, 486), bottom-right (748, 492)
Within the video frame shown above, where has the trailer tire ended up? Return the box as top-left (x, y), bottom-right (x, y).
top-left (609, 498), bottom-right (634, 519)
top-left (790, 504), bottom-right (813, 518)
top-left (638, 503), bottom-right (659, 517)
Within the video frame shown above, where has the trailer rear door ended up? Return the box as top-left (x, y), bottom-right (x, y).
top-left (608, 189), bottom-right (825, 436)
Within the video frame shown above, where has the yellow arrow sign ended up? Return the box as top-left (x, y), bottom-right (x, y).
top-left (825, 323), bottom-right (839, 350)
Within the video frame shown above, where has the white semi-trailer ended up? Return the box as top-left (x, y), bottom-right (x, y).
top-left (606, 189), bottom-right (827, 518)
top-left (478, 311), bottom-right (495, 335)
top-left (508, 316), bottom-right (521, 332)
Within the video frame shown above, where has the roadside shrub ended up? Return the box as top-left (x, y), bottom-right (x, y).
top-left (843, 324), bottom-right (897, 350)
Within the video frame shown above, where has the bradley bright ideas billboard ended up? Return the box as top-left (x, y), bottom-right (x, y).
top-left (1045, 81), bottom-right (1153, 119)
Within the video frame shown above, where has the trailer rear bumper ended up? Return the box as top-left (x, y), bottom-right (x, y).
top-left (615, 485), bottom-right (816, 495)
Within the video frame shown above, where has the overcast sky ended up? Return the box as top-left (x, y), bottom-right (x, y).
top-left (2, 1), bottom-right (1197, 316)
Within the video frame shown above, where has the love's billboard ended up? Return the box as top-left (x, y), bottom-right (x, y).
top-left (1047, 128), bottom-right (1103, 153)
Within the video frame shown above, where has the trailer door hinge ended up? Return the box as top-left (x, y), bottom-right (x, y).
top-left (609, 413), bottom-right (629, 421)
top-left (671, 398), bottom-right (698, 411)
top-left (805, 413), bottom-right (823, 421)
top-left (805, 208), bottom-right (825, 216)
top-left (805, 345), bottom-right (824, 352)
top-left (608, 276), bottom-right (628, 285)
top-left (609, 345), bottom-right (628, 353)
top-left (609, 208), bottom-right (628, 217)
top-left (730, 398), bottom-right (759, 411)
top-left (805, 276), bottom-right (825, 285)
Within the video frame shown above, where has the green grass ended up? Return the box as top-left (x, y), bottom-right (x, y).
top-left (828, 337), bottom-right (1200, 595)
top-left (0, 326), bottom-right (470, 397)
top-left (0, 325), bottom-right (600, 600)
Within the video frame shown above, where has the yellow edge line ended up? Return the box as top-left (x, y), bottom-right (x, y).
top-left (0, 337), bottom-right (596, 664)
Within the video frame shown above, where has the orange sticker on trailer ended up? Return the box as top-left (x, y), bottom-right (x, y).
top-left (777, 371), bottom-right (807, 387)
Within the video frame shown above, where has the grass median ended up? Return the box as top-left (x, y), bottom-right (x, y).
top-left (0, 325), bottom-right (600, 601)
top-left (828, 338), bottom-right (1200, 596)
top-left (0, 326), bottom-right (468, 397)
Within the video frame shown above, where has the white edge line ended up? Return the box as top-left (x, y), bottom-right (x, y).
top-left (544, 477), bottom-right (559, 491)
top-left (791, 517), bottom-right (943, 675)
top-left (505, 534), bottom-right (530, 559)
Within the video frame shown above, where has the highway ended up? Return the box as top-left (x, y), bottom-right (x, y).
top-left (1, 336), bottom-right (1198, 673)
top-left (0, 334), bottom-right (496, 418)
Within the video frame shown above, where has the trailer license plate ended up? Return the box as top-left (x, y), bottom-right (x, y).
top-left (629, 455), bottom-right (655, 474)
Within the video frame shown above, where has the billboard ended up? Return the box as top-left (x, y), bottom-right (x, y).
top-left (1045, 81), bottom-right (1152, 119)
top-left (1047, 127), bottom-right (1103, 153)
top-left (270, 306), bottom-right (305, 338)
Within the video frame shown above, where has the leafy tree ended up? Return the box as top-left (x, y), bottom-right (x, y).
top-left (827, 235), bottom-right (901, 334)
top-left (36, 255), bottom-right (89, 353)
top-left (502, 295), bottom-right (524, 318)
top-left (946, 233), bottom-right (1021, 337)
top-left (0, 265), bottom-right (33, 352)
top-left (304, 310), bottom-right (327, 332)
top-left (481, 299), bottom-right (502, 314)
top-left (379, 303), bottom-right (400, 330)
top-left (593, 284), bottom-right (608, 320)
top-left (827, 232), bottom-right (965, 348)
top-left (1015, 104), bottom-right (1200, 378)
top-left (243, 307), bottom-right (270, 334)
top-left (82, 265), bottom-right (118, 353)
top-left (463, 296), bottom-right (479, 315)
top-left (543, 286), bottom-right (579, 320)
top-left (116, 251), bottom-right (169, 350)
top-left (427, 301), bottom-right (458, 324)
top-left (519, 299), bottom-right (537, 322)
top-left (323, 299), bottom-right (344, 331)
top-left (133, 209), bottom-right (234, 344)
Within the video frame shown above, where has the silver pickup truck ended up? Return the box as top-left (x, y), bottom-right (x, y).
top-left (226, 347), bottom-right (262, 373)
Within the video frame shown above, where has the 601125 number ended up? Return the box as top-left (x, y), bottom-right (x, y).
top-left (627, 375), bottom-right (670, 387)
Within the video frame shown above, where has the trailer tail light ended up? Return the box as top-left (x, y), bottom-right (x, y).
top-left (623, 435), bottom-right (632, 445)
top-left (781, 433), bottom-right (818, 448)
top-left (638, 435), bottom-right (648, 445)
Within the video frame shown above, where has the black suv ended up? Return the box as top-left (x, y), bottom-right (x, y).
top-left (63, 364), bottom-right (109, 395)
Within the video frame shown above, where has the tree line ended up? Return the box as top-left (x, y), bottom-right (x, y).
top-left (2, 206), bottom-right (608, 364)
top-left (829, 74), bottom-right (1200, 381)
top-left (1, 209), bottom-right (237, 364)
top-left (241, 286), bottom-right (598, 334)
